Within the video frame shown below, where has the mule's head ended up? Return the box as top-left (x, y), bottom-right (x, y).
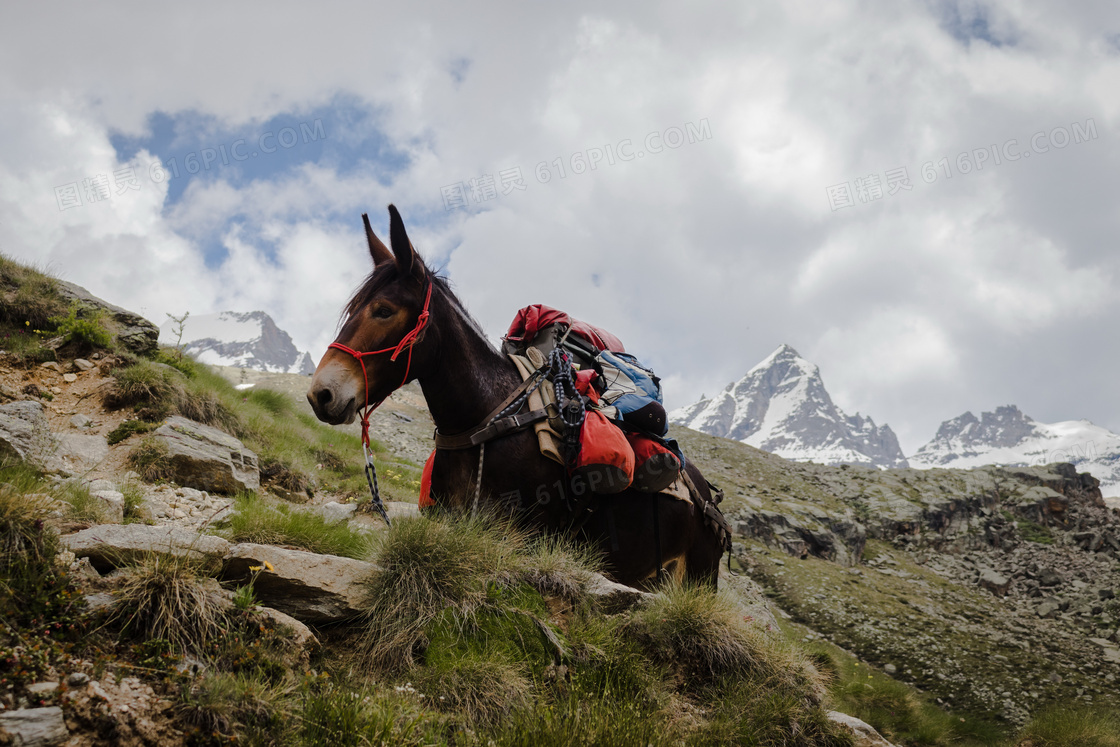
top-left (307, 205), bottom-right (433, 425)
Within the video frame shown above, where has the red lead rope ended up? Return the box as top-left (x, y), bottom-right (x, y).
top-left (328, 282), bottom-right (433, 448)
top-left (326, 282), bottom-right (432, 527)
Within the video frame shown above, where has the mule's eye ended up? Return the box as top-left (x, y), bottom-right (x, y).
top-left (373, 306), bottom-right (395, 319)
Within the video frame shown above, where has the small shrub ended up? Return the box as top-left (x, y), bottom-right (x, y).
top-left (127, 435), bottom-right (171, 483)
top-left (1018, 519), bottom-right (1055, 545)
top-left (107, 419), bottom-right (157, 445)
top-left (104, 359), bottom-right (182, 411)
top-left (50, 303), bottom-right (113, 353)
top-left (120, 479), bottom-right (148, 523)
top-left (0, 255), bottom-right (67, 330)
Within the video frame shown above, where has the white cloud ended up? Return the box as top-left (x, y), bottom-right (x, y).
top-left (1, 0), bottom-right (1118, 451)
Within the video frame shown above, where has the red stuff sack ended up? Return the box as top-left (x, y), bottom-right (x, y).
top-left (571, 410), bottom-right (634, 494)
top-left (625, 432), bottom-right (681, 493)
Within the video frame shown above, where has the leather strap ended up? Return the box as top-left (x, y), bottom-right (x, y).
top-left (433, 366), bottom-right (548, 450)
top-left (434, 407), bottom-right (551, 450)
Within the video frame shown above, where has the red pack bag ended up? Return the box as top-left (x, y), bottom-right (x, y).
top-left (571, 410), bottom-right (634, 494)
top-left (625, 432), bottom-right (681, 493)
top-left (419, 449), bottom-right (436, 508)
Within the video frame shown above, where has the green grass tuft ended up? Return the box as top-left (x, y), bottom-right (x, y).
top-left (107, 418), bottom-right (157, 445)
top-left (1014, 705), bottom-right (1120, 746)
top-left (222, 492), bottom-right (373, 559)
top-left (359, 514), bottom-right (527, 670)
top-left (127, 435), bottom-right (172, 483)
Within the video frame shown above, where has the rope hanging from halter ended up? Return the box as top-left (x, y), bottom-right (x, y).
top-left (328, 282), bottom-right (433, 526)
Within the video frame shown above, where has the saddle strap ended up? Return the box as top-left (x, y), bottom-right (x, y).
top-left (434, 407), bottom-right (551, 450)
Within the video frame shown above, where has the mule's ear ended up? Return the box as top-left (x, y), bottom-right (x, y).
top-left (362, 213), bottom-right (393, 266)
top-left (387, 204), bottom-right (425, 283)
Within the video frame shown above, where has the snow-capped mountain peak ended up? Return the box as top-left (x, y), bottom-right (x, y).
top-left (158, 311), bottom-right (316, 375)
top-left (670, 345), bottom-right (908, 469)
top-left (910, 405), bottom-right (1120, 497)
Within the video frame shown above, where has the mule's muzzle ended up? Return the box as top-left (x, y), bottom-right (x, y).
top-left (307, 363), bottom-right (360, 425)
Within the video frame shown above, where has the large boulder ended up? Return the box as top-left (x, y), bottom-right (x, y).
top-left (55, 280), bottom-right (159, 355)
top-left (0, 706), bottom-right (69, 746)
top-left (153, 416), bottom-right (259, 494)
top-left (0, 401), bottom-right (55, 467)
top-left (61, 524), bottom-right (231, 573)
top-left (44, 433), bottom-right (109, 476)
top-left (221, 543), bottom-right (377, 624)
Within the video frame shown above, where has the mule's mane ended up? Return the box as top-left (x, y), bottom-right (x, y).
top-left (342, 263), bottom-right (499, 355)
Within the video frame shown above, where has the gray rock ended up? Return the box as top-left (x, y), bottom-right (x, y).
top-left (87, 478), bottom-right (116, 492)
top-left (66, 672), bottom-right (90, 687)
top-left (1037, 568), bottom-right (1064, 587)
top-left (222, 543), bottom-right (377, 624)
top-left (0, 401), bottom-right (55, 466)
top-left (979, 569), bottom-right (1011, 596)
top-left (45, 433), bottom-right (109, 475)
top-left (0, 706), bottom-right (69, 746)
top-left (62, 373), bottom-right (77, 384)
top-left (73, 358), bottom-right (95, 371)
top-left (1035, 600), bottom-right (1060, 619)
top-left (153, 416), bottom-right (260, 494)
top-left (69, 413), bottom-right (92, 429)
top-left (55, 280), bottom-right (159, 355)
top-left (25, 682), bottom-right (59, 695)
top-left (827, 711), bottom-right (900, 746)
top-left (40, 362), bottom-right (62, 373)
top-left (257, 605), bottom-right (320, 655)
top-left (61, 524), bottom-right (231, 573)
top-left (316, 501), bottom-right (357, 524)
top-left (583, 572), bottom-right (653, 614)
top-left (884, 663), bottom-right (898, 675)
top-left (92, 490), bottom-right (125, 523)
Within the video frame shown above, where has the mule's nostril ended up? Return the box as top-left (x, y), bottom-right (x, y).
top-left (315, 388), bottom-right (333, 408)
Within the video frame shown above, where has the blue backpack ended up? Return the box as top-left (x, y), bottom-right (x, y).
top-left (593, 350), bottom-right (668, 437)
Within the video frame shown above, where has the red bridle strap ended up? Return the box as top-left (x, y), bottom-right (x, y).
top-left (328, 282), bottom-right (433, 447)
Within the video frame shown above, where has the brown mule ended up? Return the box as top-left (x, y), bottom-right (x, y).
top-left (307, 205), bottom-right (728, 588)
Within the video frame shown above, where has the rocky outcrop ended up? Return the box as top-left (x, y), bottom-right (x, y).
top-left (61, 524), bottom-right (231, 573)
top-left (55, 280), bottom-right (159, 355)
top-left (0, 706), bottom-right (69, 746)
top-left (732, 505), bottom-right (866, 565)
top-left (153, 416), bottom-right (260, 494)
top-left (220, 543), bottom-right (377, 624)
top-left (0, 400), bottom-right (54, 467)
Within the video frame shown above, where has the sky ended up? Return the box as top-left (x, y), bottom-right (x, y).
top-left (1, 1), bottom-right (1117, 454)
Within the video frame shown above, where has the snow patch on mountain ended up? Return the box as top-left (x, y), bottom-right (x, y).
top-left (670, 344), bottom-right (908, 469)
top-left (910, 405), bottom-right (1120, 498)
top-left (159, 311), bottom-right (316, 375)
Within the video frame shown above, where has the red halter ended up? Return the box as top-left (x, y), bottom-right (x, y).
top-left (328, 282), bottom-right (433, 448)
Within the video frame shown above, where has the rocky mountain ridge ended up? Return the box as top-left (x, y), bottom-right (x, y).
top-left (670, 344), bottom-right (909, 469)
top-left (911, 404), bottom-right (1120, 500)
top-left (159, 310), bottom-right (315, 375)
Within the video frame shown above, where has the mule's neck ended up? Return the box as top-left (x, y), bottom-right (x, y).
top-left (415, 289), bottom-right (520, 434)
